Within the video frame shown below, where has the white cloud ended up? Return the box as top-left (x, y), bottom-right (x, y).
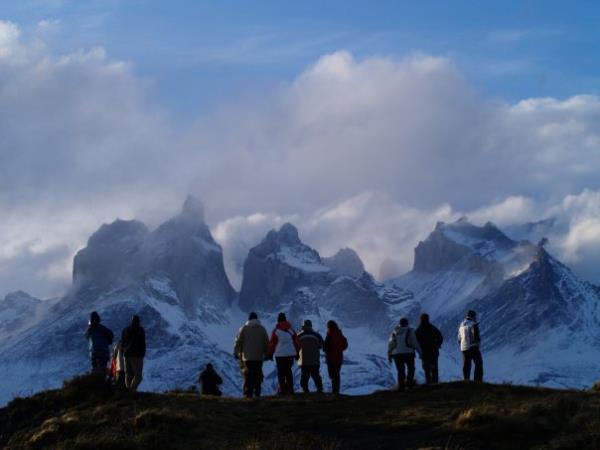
top-left (1, 22), bottom-right (600, 297)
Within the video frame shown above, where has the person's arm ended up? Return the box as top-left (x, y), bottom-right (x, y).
top-left (216, 374), bottom-right (223, 385)
top-left (141, 328), bottom-right (146, 357)
top-left (435, 327), bottom-right (444, 349)
top-left (233, 328), bottom-right (243, 359)
top-left (474, 324), bottom-right (481, 345)
top-left (323, 335), bottom-right (330, 354)
top-left (85, 326), bottom-right (91, 340)
top-left (267, 330), bottom-right (278, 359)
top-left (410, 330), bottom-right (422, 357)
top-left (387, 332), bottom-right (396, 356)
top-left (342, 335), bottom-right (348, 351)
top-left (317, 333), bottom-right (324, 349)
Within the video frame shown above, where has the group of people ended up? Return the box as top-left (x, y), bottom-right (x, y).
top-left (85, 311), bottom-right (147, 391)
top-left (86, 308), bottom-right (484, 397)
top-left (233, 312), bottom-right (348, 397)
top-left (386, 310), bottom-right (483, 391)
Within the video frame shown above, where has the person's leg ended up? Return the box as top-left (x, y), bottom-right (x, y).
top-left (393, 355), bottom-right (406, 391)
top-left (422, 358), bottom-right (432, 384)
top-left (124, 357), bottom-right (133, 388)
top-left (406, 354), bottom-right (415, 388)
top-left (328, 364), bottom-right (340, 394)
top-left (131, 358), bottom-right (144, 391)
top-left (275, 357), bottom-right (286, 394)
top-left (300, 366), bottom-right (310, 393)
top-left (242, 361), bottom-right (252, 397)
top-left (255, 361), bottom-right (264, 397)
top-left (462, 350), bottom-right (472, 381)
top-left (312, 365), bottom-right (324, 393)
top-left (473, 348), bottom-right (484, 382)
top-left (284, 357), bottom-right (294, 394)
top-left (432, 354), bottom-right (439, 384)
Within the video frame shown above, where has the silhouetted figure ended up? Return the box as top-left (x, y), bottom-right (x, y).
top-left (388, 317), bottom-right (422, 391)
top-left (323, 320), bottom-right (348, 394)
top-left (234, 312), bottom-right (269, 398)
top-left (298, 319), bottom-right (324, 393)
top-left (121, 314), bottom-right (146, 391)
top-left (458, 310), bottom-right (483, 382)
top-left (268, 312), bottom-right (299, 395)
top-left (198, 363), bottom-right (223, 396)
top-left (415, 313), bottom-right (443, 384)
top-left (85, 311), bottom-right (114, 373)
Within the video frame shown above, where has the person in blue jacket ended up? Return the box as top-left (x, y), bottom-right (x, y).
top-left (85, 311), bottom-right (114, 373)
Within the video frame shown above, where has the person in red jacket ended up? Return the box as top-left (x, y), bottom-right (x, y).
top-left (268, 312), bottom-right (300, 395)
top-left (323, 320), bottom-right (348, 394)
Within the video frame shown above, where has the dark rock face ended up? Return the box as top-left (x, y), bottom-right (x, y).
top-left (69, 196), bottom-right (235, 316)
top-left (323, 248), bottom-right (365, 278)
top-left (238, 223), bottom-right (331, 312)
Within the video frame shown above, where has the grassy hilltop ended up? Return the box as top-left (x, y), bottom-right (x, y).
top-left (1, 376), bottom-right (599, 449)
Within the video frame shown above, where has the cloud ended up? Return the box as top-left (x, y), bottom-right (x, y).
top-left (1, 21), bottom-right (600, 297)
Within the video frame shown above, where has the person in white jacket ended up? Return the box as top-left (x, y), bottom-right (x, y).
top-left (458, 310), bottom-right (483, 382)
top-left (388, 317), bottom-right (422, 391)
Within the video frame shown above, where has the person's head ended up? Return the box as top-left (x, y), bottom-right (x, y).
top-left (248, 312), bottom-right (258, 321)
top-left (277, 312), bottom-right (287, 323)
top-left (90, 311), bottom-right (100, 324)
top-left (206, 363), bottom-right (214, 371)
top-left (303, 319), bottom-right (312, 329)
top-left (399, 317), bottom-right (409, 327)
top-left (419, 313), bottom-right (430, 326)
top-left (327, 320), bottom-right (339, 331)
top-left (131, 315), bottom-right (140, 327)
top-left (466, 310), bottom-right (477, 320)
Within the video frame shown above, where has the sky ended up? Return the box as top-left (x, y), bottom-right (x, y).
top-left (1, 1), bottom-right (600, 297)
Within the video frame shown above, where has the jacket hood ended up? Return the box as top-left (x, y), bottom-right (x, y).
top-left (245, 319), bottom-right (262, 327)
top-left (327, 327), bottom-right (343, 337)
top-left (276, 321), bottom-right (292, 331)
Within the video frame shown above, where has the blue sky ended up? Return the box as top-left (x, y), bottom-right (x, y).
top-left (4, 0), bottom-right (600, 119)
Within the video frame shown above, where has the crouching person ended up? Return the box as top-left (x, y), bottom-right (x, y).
top-left (199, 363), bottom-right (223, 396)
top-left (388, 317), bottom-right (422, 391)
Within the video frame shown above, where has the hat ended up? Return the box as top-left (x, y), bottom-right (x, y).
top-left (399, 317), bottom-right (409, 326)
top-left (248, 312), bottom-right (258, 320)
top-left (90, 311), bottom-right (100, 324)
top-left (466, 310), bottom-right (477, 319)
top-left (303, 319), bottom-right (312, 328)
top-left (277, 312), bottom-right (287, 322)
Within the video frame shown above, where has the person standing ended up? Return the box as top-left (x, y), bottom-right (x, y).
top-left (323, 320), bottom-right (348, 394)
top-left (415, 313), bottom-right (444, 384)
top-left (121, 314), bottom-right (146, 391)
top-left (458, 310), bottom-right (483, 382)
top-left (234, 312), bottom-right (269, 398)
top-left (268, 312), bottom-right (299, 395)
top-left (297, 319), bottom-right (324, 393)
top-left (85, 311), bottom-right (114, 374)
top-left (198, 363), bottom-right (223, 396)
top-left (388, 317), bottom-right (422, 391)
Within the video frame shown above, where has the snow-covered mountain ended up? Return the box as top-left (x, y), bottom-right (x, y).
top-left (389, 218), bottom-right (600, 388)
top-left (1, 205), bottom-right (599, 405)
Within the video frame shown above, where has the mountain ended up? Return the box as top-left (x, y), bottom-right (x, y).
top-left (389, 217), bottom-right (600, 388)
top-left (1, 207), bottom-right (600, 405)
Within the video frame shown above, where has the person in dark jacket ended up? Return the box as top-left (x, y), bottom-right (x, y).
top-left (323, 320), bottom-right (348, 394)
top-left (415, 313), bottom-right (444, 384)
top-left (121, 314), bottom-right (146, 391)
top-left (198, 363), bottom-right (223, 396)
top-left (297, 319), bottom-right (324, 393)
top-left (85, 311), bottom-right (114, 373)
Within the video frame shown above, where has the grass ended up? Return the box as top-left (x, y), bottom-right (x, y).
top-left (1, 375), bottom-right (600, 449)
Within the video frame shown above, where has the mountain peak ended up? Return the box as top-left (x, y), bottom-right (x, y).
top-left (181, 195), bottom-right (205, 222)
top-left (323, 248), bottom-right (365, 277)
